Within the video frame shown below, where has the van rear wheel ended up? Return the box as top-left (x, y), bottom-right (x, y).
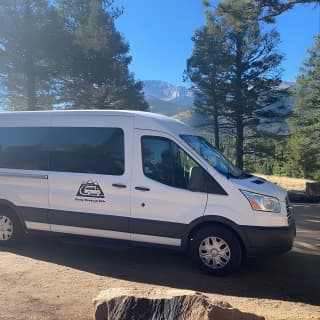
top-left (0, 210), bottom-right (23, 245)
top-left (190, 226), bottom-right (242, 276)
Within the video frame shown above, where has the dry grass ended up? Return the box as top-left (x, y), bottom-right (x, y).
top-left (254, 174), bottom-right (315, 192)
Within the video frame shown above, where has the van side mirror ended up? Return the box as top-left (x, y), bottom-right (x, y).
top-left (189, 166), bottom-right (206, 192)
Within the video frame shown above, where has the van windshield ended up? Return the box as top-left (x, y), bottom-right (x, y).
top-left (180, 135), bottom-right (244, 179)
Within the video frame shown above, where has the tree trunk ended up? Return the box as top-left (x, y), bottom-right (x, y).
top-left (213, 104), bottom-right (220, 149)
top-left (235, 35), bottom-right (244, 170)
top-left (24, 0), bottom-right (37, 111)
top-left (25, 51), bottom-right (37, 110)
top-left (236, 112), bottom-right (244, 169)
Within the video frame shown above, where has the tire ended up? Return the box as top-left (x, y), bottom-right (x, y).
top-left (0, 208), bottom-right (23, 245)
top-left (190, 225), bottom-right (242, 276)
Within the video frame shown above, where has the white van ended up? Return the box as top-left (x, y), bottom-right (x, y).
top-left (0, 110), bottom-right (295, 275)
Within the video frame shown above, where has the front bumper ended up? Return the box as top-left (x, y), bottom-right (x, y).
top-left (241, 221), bottom-right (296, 257)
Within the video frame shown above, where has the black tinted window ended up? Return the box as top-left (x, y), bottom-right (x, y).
top-left (141, 136), bottom-right (197, 189)
top-left (0, 127), bottom-right (49, 170)
top-left (0, 127), bottom-right (124, 175)
top-left (48, 127), bottom-right (124, 175)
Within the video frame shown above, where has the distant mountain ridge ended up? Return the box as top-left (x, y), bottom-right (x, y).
top-left (143, 80), bottom-right (194, 105)
top-left (143, 80), bottom-right (296, 135)
top-left (143, 80), bottom-right (194, 116)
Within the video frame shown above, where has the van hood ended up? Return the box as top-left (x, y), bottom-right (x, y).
top-left (230, 175), bottom-right (287, 201)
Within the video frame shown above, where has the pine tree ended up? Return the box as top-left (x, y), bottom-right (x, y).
top-left (256, 0), bottom-right (320, 23)
top-left (55, 0), bottom-right (148, 110)
top-left (216, 0), bottom-right (284, 169)
top-left (286, 35), bottom-right (320, 179)
top-left (0, 0), bottom-right (64, 110)
top-left (184, 7), bottom-right (230, 149)
top-left (0, 0), bottom-right (148, 111)
top-left (186, 0), bottom-right (285, 170)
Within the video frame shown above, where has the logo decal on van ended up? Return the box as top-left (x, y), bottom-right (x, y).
top-left (75, 180), bottom-right (106, 202)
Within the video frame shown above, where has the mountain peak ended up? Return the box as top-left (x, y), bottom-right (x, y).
top-left (143, 80), bottom-right (193, 103)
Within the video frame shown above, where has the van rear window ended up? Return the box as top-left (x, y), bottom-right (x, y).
top-left (0, 127), bottom-right (124, 175)
top-left (0, 127), bottom-right (49, 170)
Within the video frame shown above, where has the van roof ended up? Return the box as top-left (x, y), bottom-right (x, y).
top-left (0, 110), bottom-right (194, 135)
top-left (0, 109), bottom-right (163, 117)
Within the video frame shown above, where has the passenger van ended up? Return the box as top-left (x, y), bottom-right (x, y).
top-left (0, 110), bottom-right (295, 275)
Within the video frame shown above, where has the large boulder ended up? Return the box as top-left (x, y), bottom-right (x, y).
top-left (93, 288), bottom-right (264, 320)
top-left (306, 182), bottom-right (320, 198)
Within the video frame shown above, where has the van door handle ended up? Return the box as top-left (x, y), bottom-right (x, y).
top-left (112, 183), bottom-right (127, 189)
top-left (135, 186), bottom-right (150, 192)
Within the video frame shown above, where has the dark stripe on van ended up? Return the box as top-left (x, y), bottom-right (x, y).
top-left (21, 206), bottom-right (49, 224)
top-left (19, 206), bottom-right (186, 239)
top-left (130, 218), bottom-right (185, 239)
top-left (49, 209), bottom-right (129, 233)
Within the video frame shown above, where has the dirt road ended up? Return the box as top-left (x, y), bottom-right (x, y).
top-left (0, 204), bottom-right (319, 320)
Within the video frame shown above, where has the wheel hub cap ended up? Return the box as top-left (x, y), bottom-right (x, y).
top-left (211, 249), bottom-right (218, 257)
top-left (0, 216), bottom-right (13, 241)
top-left (199, 236), bottom-right (231, 269)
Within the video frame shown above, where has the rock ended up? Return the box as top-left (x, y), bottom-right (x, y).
top-left (306, 182), bottom-right (320, 197)
top-left (288, 190), bottom-right (320, 203)
top-left (93, 288), bottom-right (265, 320)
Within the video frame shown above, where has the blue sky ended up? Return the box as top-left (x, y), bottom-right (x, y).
top-left (115, 0), bottom-right (320, 86)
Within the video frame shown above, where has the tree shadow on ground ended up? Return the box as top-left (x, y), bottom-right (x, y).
top-left (3, 235), bottom-right (319, 306)
top-left (2, 204), bottom-right (320, 306)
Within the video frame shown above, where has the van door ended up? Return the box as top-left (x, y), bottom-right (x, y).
top-left (48, 115), bottom-right (133, 240)
top-left (130, 129), bottom-right (208, 246)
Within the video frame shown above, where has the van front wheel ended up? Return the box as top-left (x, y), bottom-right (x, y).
top-left (190, 226), bottom-right (242, 276)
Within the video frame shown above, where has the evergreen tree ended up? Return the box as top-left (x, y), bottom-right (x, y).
top-left (216, 0), bottom-right (284, 169)
top-left (55, 0), bottom-right (148, 110)
top-left (184, 7), bottom-right (229, 149)
top-left (0, 0), bottom-right (148, 111)
top-left (255, 0), bottom-right (320, 23)
top-left (0, 0), bottom-right (64, 110)
top-left (186, 0), bottom-right (285, 169)
top-left (286, 35), bottom-right (320, 179)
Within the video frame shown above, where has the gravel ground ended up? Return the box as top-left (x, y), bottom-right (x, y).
top-left (0, 204), bottom-right (319, 320)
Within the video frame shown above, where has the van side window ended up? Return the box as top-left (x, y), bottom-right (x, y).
top-left (0, 127), bottom-right (49, 170)
top-left (141, 136), bottom-right (197, 190)
top-left (48, 127), bottom-right (124, 175)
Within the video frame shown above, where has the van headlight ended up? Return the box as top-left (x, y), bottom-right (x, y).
top-left (241, 190), bottom-right (281, 213)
